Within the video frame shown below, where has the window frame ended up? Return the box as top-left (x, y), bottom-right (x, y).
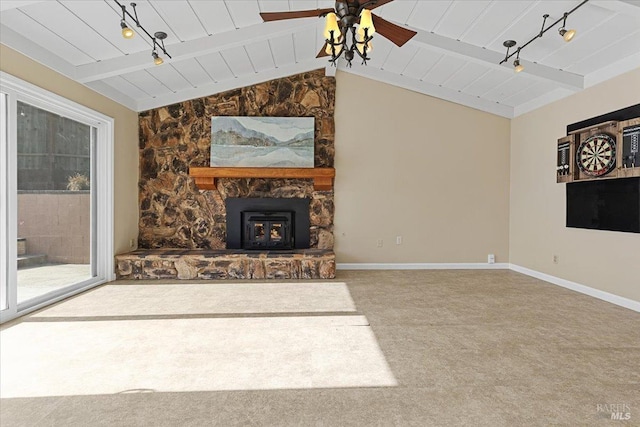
top-left (0, 72), bottom-right (114, 323)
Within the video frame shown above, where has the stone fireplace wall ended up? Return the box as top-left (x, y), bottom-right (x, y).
top-left (138, 69), bottom-right (335, 250)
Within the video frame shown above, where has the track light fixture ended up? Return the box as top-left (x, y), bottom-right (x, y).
top-left (500, 0), bottom-right (588, 72)
top-left (514, 49), bottom-right (524, 73)
top-left (120, 20), bottom-right (134, 39)
top-left (114, 0), bottom-right (172, 65)
top-left (559, 27), bottom-right (576, 42)
top-left (513, 60), bottom-right (524, 73)
top-left (502, 40), bottom-right (522, 72)
top-left (152, 51), bottom-right (163, 66)
top-left (558, 13), bottom-right (577, 42)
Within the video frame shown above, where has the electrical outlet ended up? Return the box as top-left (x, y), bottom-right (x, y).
top-left (396, 236), bottom-right (402, 245)
top-left (377, 239), bottom-right (383, 248)
top-left (553, 255), bottom-right (559, 264)
top-left (488, 254), bottom-right (495, 264)
top-left (129, 238), bottom-right (135, 249)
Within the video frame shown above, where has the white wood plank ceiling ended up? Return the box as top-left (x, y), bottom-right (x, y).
top-left (1, 1), bottom-right (639, 117)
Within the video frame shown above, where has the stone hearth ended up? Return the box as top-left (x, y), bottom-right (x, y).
top-left (116, 249), bottom-right (335, 280)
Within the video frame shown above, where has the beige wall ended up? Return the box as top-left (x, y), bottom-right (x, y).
top-left (334, 72), bottom-right (511, 263)
top-left (0, 45), bottom-right (139, 256)
top-left (510, 68), bottom-right (640, 302)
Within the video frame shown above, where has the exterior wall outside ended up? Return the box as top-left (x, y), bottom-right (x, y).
top-left (510, 68), bottom-right (640, 302)
top-left (18, 192), bottom-right (90, 264)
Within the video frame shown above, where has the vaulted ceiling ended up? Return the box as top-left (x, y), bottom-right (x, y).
top-left (1, 0), bottom-right (639, 117)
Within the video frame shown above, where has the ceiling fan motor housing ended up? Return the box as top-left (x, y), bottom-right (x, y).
top-left (335, 1), bottom-right (360, 28)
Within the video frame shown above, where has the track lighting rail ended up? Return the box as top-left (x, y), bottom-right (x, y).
top-left (114, 0), bottom-right (171, 64)
top-left (500, 0), bottom-right (588, 68)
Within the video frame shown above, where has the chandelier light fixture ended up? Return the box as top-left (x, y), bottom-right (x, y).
top-left (500, 0), bottom-right (588, 73)
top-left (323, 4), bottom-right (376, 67)
top-left (259, 1), bottom-right (417, 68)
top-left (114, 0), bottom-right (171, 66)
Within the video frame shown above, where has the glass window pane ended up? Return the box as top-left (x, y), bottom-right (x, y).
top-left (254, 223), bottom-right (265, 241)
top-left (16, 102), bottom-right (93, 304)
top-left (270, 223), bottom-right (282, 241)
top-left (0, 92), bottom-right (7, 311)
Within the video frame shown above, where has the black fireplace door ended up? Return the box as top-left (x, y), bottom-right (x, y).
top-left (242, 212), bottom-right (293, 249)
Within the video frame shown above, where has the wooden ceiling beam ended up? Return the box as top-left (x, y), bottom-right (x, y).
top-left (406, 26), bottom-right (585, 90)
top-left (75, 19), bottom-right (317, 84)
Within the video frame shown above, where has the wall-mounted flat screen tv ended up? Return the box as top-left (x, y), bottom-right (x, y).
top-left (566, 177), bottom-right (640, 233)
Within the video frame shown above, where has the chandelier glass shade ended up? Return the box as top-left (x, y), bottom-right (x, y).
top-left (323, 8), bottom-right (376, 67)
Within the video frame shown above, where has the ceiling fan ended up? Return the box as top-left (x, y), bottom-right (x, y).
top-left (260, 0), bottom-right (417, 66)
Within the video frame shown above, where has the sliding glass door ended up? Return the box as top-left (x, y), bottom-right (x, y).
top-left (0, 92), bottom-right (8, 313)
top-left (15, 101), bottom-right (96, 303)
top-left (1, 73), bottom-right (114, 322)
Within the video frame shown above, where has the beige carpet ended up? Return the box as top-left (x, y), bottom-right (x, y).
top-left (1, 270), bottom-right (639, 426)
top-left (1, 283), bottom-right (395, 397)
top-left (29, 282), bottom-right (358, 317)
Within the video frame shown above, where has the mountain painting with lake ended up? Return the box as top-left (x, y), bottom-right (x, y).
top-left (210, 116), bottom-right (315, 168)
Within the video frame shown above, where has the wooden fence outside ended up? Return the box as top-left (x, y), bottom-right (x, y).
top-left (17, 101), bottom-right (91, 191)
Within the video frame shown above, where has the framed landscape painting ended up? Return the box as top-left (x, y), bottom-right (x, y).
top-left (210, 116), bottom-right (315, 168)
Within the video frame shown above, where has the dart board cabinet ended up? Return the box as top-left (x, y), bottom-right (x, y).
top-left (618, 117), bottom-right (640, 178)
top-left (557, 121), bottom-right (624, 183)
top-left (556, 135), bottom-right (575, 183)
top-left (557, 106), bottom-right (640, 183)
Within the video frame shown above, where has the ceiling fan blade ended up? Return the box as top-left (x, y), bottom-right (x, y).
top-left (367, 0), bottom-right (395, 10)
top-left (260, 8), bottom-right (334, 22)
top-left (372, 14), bottom-right (417, 47)
top-left (317, 42), bottom-right (330, 58)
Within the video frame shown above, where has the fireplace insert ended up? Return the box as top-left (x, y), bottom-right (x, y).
top-left (226, 198), bottom-right (310, 250)
top-left (242, 211), bottom-right (293, 249)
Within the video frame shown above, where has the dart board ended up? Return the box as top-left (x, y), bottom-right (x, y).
top-left (576, 133), bottom-right (616, 177)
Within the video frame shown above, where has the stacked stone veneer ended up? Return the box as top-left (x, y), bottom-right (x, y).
top-left (122, 69), bottom-right (336, 280)
top-left (116, 249), bottom-right (335, 280)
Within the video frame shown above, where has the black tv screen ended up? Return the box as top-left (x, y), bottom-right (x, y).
top-left (566, 177), bottom-right (640, 233)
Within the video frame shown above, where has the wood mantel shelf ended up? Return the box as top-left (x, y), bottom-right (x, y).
top-left (189, 167), bottom-right (335, 191)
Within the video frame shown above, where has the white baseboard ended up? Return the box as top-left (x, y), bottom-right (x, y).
top-left (336, 263), bottom-right (510, 270)
top-left (509, 264), bottom-right (640, 313)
